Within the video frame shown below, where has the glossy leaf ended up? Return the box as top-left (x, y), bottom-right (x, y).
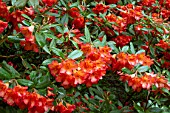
top-left (68, 50), bottom-right (83, 59)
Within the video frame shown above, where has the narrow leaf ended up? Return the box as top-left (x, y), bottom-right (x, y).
top-left (68, 50), bottom-right (83, 59)
top-left (17, 79), bottom-right (34, 87)
top-left (85, 25), bottom-right (91, 43)
top-left (52, 47), bottom-right (64, 58)
top-left (137, 66), bottom-right (149, 72)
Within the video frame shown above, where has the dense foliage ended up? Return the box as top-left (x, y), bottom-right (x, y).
top-left (0, 0), bottom-right (170, 113)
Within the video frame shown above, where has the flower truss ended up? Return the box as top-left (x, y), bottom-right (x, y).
top-left (48, 44), bottom-right (112, 88)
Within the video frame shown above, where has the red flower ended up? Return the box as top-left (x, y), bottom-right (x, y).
top-left (20, 26), bottom-right (35, 43)
top-left (3, 89), bottom-right (15, 106)
top-left (141, 0), bottom-right (155, 7)
top-left (92, 4), bottom-right (109, 14)
top-left (48, 60), bottom-right (61, 76)
top-left (105, 0), bottom-right (119, 4)
top-left (112, 35), bottom-right (132, 47)
top-left (68, 7), bottom-right (80, 18)
top-left (0, 81), bottom-right (8, 97)
top-left (119, 72), bottom-right (170, 92)
top-left (106, 14), bottom-right (117, 22)
top-left (60, 59), bottom-right (77, 75)
top-left (55, 102), bottom-right (76, 113)
top-left (156, 40), bottom-right (170, 50)
top-left (72, 17), bottom-right (85, 29)
top-left (73, 70), bottom-right (89, 85)
top-left (42, 0), bottom-right (58, 7)
top-left (0, 1), bottom-right (9, 21)
top-left (0, 20), bottom-right (8, 34)
top-left (20, 26), bottom-right (39, 52)
top-left (79, 59), bottom-right (94, 74)
top-left (80, 43), bottom-right (93, 56)
top-left (10, 10), bottom-right (25, 32)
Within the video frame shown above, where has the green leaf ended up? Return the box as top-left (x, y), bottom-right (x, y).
top-left (74, 92), bottom-right (80, 98)
top-left (61, 13), bottom-right (69, 25)
top-left (14, 0), bottom-right (27, 8)
top-left (42, 24), bottom-right (60, 29)
top-left (121, 46), bottom-right (129, 52)
top-left (21, 59), bottom-right (32, 69)
top-left (1, 61), bottom-right (20, 78)
top-left (11, 0), bottom-right (17, 6)
top-left (122, 67), bottom-right (133, 74)
top-left (136, 49), bottom-right (145, 54)
top-left (8, 36), bottom-right (24, 43)
top-left (133, 102), bottom-right (144, 113)
top-left (42, 58), bottom-right (59, 65)
top-left (33, 16), bottom-right (43, 23)
top-left (0, 68), bottom-right (11, 79)
top-left (22, 20), bottom-right (31, 26)
top-left (57, 87), bottom-right (66, 99)
top-left (43, 45), bottom-right (51, 54)
top-left (96, 86), bottom-right (104, 95)
top-left (130, 42), bottom-right (135, 54)
top-left (137, 66), bottom-right (149, 72)
top-left (17, 79), bottom-right (34, 87)
top-left (35, 32), bottom-right (46, 47)
top-left (149, 46), bottom-right (155, 57)
top-left (162, 88), bottom-right (170, 95)
top-left (156, 27), bottom-right (164, 33)
top-left (89, 87), bottom-right (103, 97)
top-left (29, 0), bottom-right (39, 8)
top-left (70, 40), bottom-right (79, 49)
top-left (107, 41), bottom-right (119, 53)
top-left (149, 107), bottom-right (163, 113)
top-left (101, 35), bottom-right (107, 46)
top-left (29, 71), bottom-right (37, 80)
top-left (44, 33), bottom-right (57, 39)
top-left (50, 39), bottom-right (56, 49)
top-left (51, 47), bottom-right (65, 58)
top-left (68, 50), bottom-right (83, 59)
top-left (22, 14), bottom-right (32, 21)
top-left (35, 74), bottom-right (51, 89)
top-left (141, 27), bottom-right (153, 31)
top-left (85, 25), bottom-right (91, 43)
top-left (56, 26), bottom-right (63, 34)
top-left (129, 25), bottom-right (135, 35)
top-left (125, 83), bottom-right (130, 92)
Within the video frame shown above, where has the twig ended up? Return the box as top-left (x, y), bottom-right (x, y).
top-left (0, 51), bottom-right (27, 58)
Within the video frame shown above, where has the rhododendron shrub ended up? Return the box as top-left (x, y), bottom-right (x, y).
top-left (0, 0), bottom-right (170, 113)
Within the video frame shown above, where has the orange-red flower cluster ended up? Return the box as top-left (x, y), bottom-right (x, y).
top-left (106, 14), bottom-right (127, 33)
top-left (42, 0), bottom-right (58, 7)
top-left (0, 20), bottom-right (8, 34)
top-left (119, 72), bottom-right (170, 92)
top-left (0, 81), bottom-right (52, 113)
top-left (53, 102), bottom-right (76, 113)
top-left (118, 4), bottom-right (143, 23)
top-left (105, 0), bottom-right (119, 4)
top-left (156, 40), bottom-right (170, 50)
top-left (0, 0), bottom-right (9, 21)
top-left (159, 0), bottom-right (170, 9)
top-left (10, 10), bottom-right (25, 32)
top-left (69, 7), bottom-right (85, 29)
top-left (141, 0), bottom-right (156, 7)
top-left (48, 44), bottom-right (112, 88)
top-left (72, 17), bottom-right (85, 29)
top-left (68, 7), bottom-right (80, 18)
top-left (92, 4), bottom-right (109, 14)
top-left (112, 52), bottom-right (153, 71)
top-left (112, 35), bottom-right (132, 47)
top-left (0, 81), bottom-right (76, 113)
top-left (20, 26), bottom-right (39, 52)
